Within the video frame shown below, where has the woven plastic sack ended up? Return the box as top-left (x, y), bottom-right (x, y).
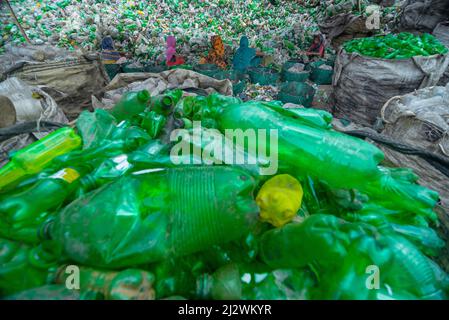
top-left (8, 55), bottom-right (109, 120)
top-left (379, 83), bottom-right (449, 212)
top-left (434, 22), bottom-right (449, 86)
top-left (333, 48), bottom-right (449, 125)
top-left (399, 0), bottom-right (449, 33)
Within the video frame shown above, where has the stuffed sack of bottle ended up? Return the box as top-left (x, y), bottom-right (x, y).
top-left (47, 166), bottom-right (259, 268)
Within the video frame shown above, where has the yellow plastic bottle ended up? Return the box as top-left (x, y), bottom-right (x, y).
top-left (0, 127), bottom-right (82, 191)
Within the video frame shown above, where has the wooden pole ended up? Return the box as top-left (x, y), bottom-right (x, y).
top-left (4, 0), bottom-right (31, 44)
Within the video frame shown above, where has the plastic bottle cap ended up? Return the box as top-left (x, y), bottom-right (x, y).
top-left (162, 96), bottom-right (173, 108)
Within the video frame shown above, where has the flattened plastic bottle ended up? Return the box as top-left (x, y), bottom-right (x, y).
top-left (202, 264), bottom-right (242, 300)
top-left (139, 110), bottom-right (167, 138)
top-left (152, 260), bottom-right (242, 300)
top-left (376, 234), bottom-right (449, 299)
top-left (52, 122), bottom-right (151, 170)
top-left (48, 166), bottom-right (259, 268)
top-left (260, 215), bottom-right (449, 299)
top-left (389, 223), bottom-right (445, 257)
top-left (0, 167), bottom-right (83, 243)
top-left (0, 127), bottom-right (82, 191)
top-left (326, 232), bottom-right (449, 300)
top-left (173, 96), bottom-right (195, 119)
top-left (150, 256), bottom-right (208, 299)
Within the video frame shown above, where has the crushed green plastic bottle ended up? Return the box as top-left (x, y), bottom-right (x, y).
top-left (48, 166), bottom-right (259, 268)
top-left (215, 100), bottom-right (384, 188)
top-left (259, 214), bottom-right (449, 299)
top-left (0, 238), bottom-right (58, 297)
top-left (0, 167), bottom-right (83, 244)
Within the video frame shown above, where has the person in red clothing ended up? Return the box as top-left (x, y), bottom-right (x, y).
top-left (305, 34), bottom-right (325, 58)
top-left (166, 36), bottom-right (185, 67)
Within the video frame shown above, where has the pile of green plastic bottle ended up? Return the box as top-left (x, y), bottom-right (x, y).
top-left (344, 33), bottom-right (449, 59)
top-left (0, 90), bottom-right (448, 300)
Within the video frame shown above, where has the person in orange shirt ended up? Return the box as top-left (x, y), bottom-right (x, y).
top-left (201, 35), bottom-right (227, 69)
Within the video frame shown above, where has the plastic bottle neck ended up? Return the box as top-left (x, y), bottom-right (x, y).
top-left (38, 218), bottom-right (55, 241)
top-left (137, 90), bottom-right (150, 103)
top-left (80, 174), bottom-right (98, 192)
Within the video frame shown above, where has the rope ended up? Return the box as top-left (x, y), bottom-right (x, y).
top-left (346, 129), bottom-right (449, 178)
top-left (0, 121), bottom-right (65, 142)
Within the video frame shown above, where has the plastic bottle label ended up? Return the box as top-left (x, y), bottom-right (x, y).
top-left (50, 168), bottom-right (80, 184)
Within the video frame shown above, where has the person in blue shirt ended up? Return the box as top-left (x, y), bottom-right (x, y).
top-left (233, 36), bottom-right (258, 71)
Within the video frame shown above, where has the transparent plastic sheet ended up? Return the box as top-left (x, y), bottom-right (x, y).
top-left (75, 109), bottom-right (118, 150)
top-left (49, 166), bottom-right (259, 268)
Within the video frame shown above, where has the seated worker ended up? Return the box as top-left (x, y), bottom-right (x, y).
top-left (300, 33), bottom-right (326, 60)
top-left (166, 36), bottom-right (185, 67)
top-left (200, 35), bottom-right (227, 69)
top-left (232, 35), bottom-right (261, 71)
top-left (100, 36), bottom-right (122, 64)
